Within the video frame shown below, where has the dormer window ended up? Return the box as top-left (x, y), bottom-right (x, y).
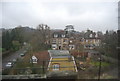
top-left (54, 34), bottom-right (58, 38)
top-left (89, 34), bottom-right (93, 38)
top-left (95, 34), bottom-right (98, 38)
top-left (62, 34), bottom-right (65, 38)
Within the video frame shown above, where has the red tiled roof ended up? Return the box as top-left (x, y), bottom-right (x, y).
top-left (33, 51), bottom-right (50, 66)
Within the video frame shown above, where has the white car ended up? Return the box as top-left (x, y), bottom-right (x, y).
top-left (20, 53), bottom-right (25, 57)
top-left (6, 62), bottom-right (13, 68)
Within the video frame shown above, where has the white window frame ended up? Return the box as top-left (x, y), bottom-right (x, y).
top-left (70, 40), bottom-right (72, 43)
top-left (62, 34), bottom-right (65, 38)
top-left (54, 34), bottom-right (58, 38)
top-left (86, 40), bottom-right (88, 42)
top-left (52, 39), bottom-right (56, 43)
top-left (52, 64), bottom-right (60, 71)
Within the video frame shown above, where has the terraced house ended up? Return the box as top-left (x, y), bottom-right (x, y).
top-left (51, 26), bottom-right (101, 50)
top-left (80, 30), bottom-right (101, 50)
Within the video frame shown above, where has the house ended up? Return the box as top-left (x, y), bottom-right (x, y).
top-left (80, 30), bottom-right (101, 50)
top-left (69, 38), bottom-right (76, 50)
top-left (85, 50), bottom-right (100, 60)
top-left (51, 30), bottom-right (78, 50)
top-left (51, 31), bottom-right (69, 50)
top-left (30, 55), bottom-right (38, 63)
top-left (71, 51), bottom-right (88, 58)
top-left (47, 50), bottom-right (78, 78)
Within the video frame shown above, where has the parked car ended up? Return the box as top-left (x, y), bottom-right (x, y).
top-left (20, 53), bottom-right (25, 57)
top-left (12, 59), bottom-right (17, 63)
top-left (6, 62), bottom-right (13, 68)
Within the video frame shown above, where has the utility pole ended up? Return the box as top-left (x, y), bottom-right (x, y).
top-left (43, 60), bottom-right (45, 74)
top-left (98, 54), bottom-right (101, 81)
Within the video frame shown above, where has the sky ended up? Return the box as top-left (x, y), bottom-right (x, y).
top-left (0, 0), bottom-right (119, 32)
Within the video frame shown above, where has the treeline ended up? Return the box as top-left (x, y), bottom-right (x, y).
top-left (2, 26), bottom-right (34, 52)
top-left (98, 30), bottom-right (118, 59)
top-left (2, 24), bottom-right (51, 53)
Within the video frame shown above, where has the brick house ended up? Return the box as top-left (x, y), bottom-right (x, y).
top-left (80, 30), bottom-right (101, 50)
top-left (51, 31), bottom-right (69, 50)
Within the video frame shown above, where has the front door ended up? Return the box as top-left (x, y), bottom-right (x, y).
top-left (59, 46), bottom-right (61, 50)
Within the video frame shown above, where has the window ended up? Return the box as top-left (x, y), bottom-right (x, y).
top-left (90, 40), bottom-right (92, 43)
top-left (69, 45), bottom-right (75, 50)
top-left (63, 39), bottom-right (67, 43)
top-left (52, 39), bottom-right (56, 44)
top-left (33, 59), bottom-right (37, 63)
top-left (62, 34), bottom-right (65, 38)
top-left (54, 34), bottom-right (58, 38)
top-left (58, 40), bottom-right (61, 44)
top-left (52, 64), bottom-right (60, 71)
top-left (70, 40), bottom-right (72, 43)
top-left (31, 56), bottom-right (38, 63)
top-left (86, 40), bottom-right (88, 42)
top-left (89, 34), bottom-right (93, 38)
top-left (52, 44), bottom-right (57, 49)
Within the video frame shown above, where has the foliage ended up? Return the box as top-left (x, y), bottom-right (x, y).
top-left (12, 41), bottom-right (21, 51)
top-left (2, 27), bottom-right (23, 52)
top-left (97, 30), bottom-right (118, 59)
top-left (2, 26), bottom-right (35, 53)
top-left (30, 24), bottom-right (51, 51)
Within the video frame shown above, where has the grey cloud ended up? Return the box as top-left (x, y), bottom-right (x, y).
top-left (1, 1), bottom-right (118, 32)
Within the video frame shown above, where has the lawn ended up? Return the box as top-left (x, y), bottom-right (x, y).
top-left (90, 61), bottom-right (111, 67)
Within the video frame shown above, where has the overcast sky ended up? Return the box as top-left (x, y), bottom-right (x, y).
top-left (0, 0), bottom-right (119, 32)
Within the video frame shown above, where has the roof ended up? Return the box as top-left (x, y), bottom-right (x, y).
top-left (52, 31), bottom-right (67, 38)
top-left (48, 50), bottom-right (70, 58)
top-left (32, 56), bottom-right (37, 59)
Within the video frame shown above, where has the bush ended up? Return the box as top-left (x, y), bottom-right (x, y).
top-left (2, 69), bottom-right (11, 75)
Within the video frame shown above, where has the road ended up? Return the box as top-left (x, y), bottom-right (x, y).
top-left (2, 46), bottom-right (29, 69)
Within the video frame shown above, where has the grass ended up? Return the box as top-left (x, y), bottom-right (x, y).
top-left (90, 61), bottom-right (111, 67)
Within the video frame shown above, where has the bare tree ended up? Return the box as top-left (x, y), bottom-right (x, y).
top-left (30, 24), bottom-right (51, 51)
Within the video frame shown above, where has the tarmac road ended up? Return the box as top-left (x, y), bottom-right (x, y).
top-left (2, 46), bottom-right (29, 69)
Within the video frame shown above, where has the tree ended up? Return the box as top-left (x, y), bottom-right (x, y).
top-left (2, 30), bottom-right (12, 51)
top-left (2, 26), bottom-right (30, 52)
top-left (30, 24), bottom-right (51, 51)
top-left (12, 41), bottom-right (21, 51)
top-left (99, 30), bottom-right (118, 59)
